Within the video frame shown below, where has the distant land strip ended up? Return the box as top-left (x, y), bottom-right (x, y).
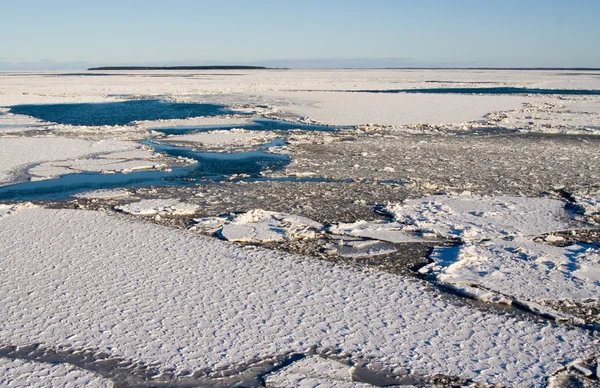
top-left (87, 66), bottom-right (281, 70)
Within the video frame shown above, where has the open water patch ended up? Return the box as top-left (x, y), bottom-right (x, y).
top-left (0, 139), bottom-right (289, 201)
top-left (152, 119), bottom-right (345, 136)
top-left (349, 87), bottom-right (600, 95)
top-left (8, 99), bottom-right (240, 126)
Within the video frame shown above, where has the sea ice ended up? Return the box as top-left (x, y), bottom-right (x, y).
top-left (329, 220), bottom-right (426, 243)
top-left (0, 358), bottom-right (111, 388)
top-left (115, 198), bottom-right (199, 216)
top-left (200, 209), bottom-right (325, 243)
top-left (0, 207), bottom-right (596, 386)
top-left (429, 237), bottom-right (600, 305)
top-left (0, 137), bottom-right (139, 184)
top-left (265, 356), bottom-right (370, 388)
top-left (162, 129), bottom-right (277, 147)
top-left (386, 194), bottom-right (575, 241)
top-left (75, 189), bottom-right (133, 199)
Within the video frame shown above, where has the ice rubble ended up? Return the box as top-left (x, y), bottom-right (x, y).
top-left (0, 137), bottom-right (139, 184)
top-left (0, 207), bottom-right (596, 386)
top-left (385, 194), bottom-right (574, 241)
top-left (195, 209), bottom-right (324, 243)
top-left (115, 198), bottom-right (199, 216)
top-left (0, 358), bottom-right (111, 388)
top-left (574, 195), bottom-right (600, 223)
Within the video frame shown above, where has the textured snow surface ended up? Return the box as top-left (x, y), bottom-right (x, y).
top-left (0, 358), bottom-right (111, 388)
top-left (386, 194), bottom-right (573, 241)
top-left (115, 198), bottom-right (199, 216)
top-left (0, 207), bottom-right (596, 386)
top-left (430, 238), bottom-right (600, 303)
top-left (197, 209), bottom-right (325, 242)
top-left (329, 221), bottom-right (425, 243)
top-left (258, 91), bottom-right (529, 126)
top-left (0, 137), bottom-right (138, 184)
top-left (265, 356), bottom-right (370, 388)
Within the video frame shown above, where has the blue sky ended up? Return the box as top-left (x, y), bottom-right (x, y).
top-left (1, 0), bottom-right (599, 69)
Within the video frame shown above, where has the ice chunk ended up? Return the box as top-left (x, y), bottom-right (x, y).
top-left (331, 239), bottom-right (397, 258)
top-left (75, 189), bottom-right (133, 199)
top-left (330, 220), bottom-right (426, 243)
top-left (115, 198), bottom-right (199, 216)
top-left (218, 209), bottom-right (324, 243)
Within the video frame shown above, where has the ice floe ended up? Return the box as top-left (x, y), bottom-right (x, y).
top-left (75, 189), bottom-right (133, 199)
top-left (385, 194), bottom-right (575, 241)
top-left (0, 358), bottom-right (111, 388)
top-left (428, 238), bottom-right (600, 305)
top-left (115, 198), bottom-right (199, 216)
top-left (324, 239), bottom-right (398, 258)
top-left (195, 209), bottom-right (324, 243)
top-left (0, 207), bottom-right (595, 386)
top-left (0, 137), bottom-right (139, 184)
top-left (329, 220), bottom-right (426, 243)
top-left (162, 129), bottom-right (277, 148)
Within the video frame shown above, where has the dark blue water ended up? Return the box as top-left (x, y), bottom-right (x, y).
top-left (352, 87), bottom-right (600, 95)
top-left (8, 99), bottom-right (241, 126)
top-left (153, 119), bottom-right (343, 136)
top-left (0, 139), bottom-right (289, 201)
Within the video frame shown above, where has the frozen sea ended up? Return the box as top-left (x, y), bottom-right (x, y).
top-left (0, 69), bottom-right (599, 387)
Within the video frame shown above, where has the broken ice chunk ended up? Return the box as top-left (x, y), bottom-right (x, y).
top-left (329, 220), bottom-right (425, 243)
top-left (115, 198), bottom-right (199, 216)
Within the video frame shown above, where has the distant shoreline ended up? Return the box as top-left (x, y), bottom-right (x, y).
top-left (87, 66), bottom-right (283, 71)
top-left (84, 66), bottom-right (600, 71)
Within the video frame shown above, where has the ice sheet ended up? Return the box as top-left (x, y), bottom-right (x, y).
top-left (0, 207), bottom-right (596, 386)
top-left (0, 358), bottom-right (111, 388)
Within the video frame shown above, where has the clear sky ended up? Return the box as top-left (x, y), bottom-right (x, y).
top-left (1, 0), bottom-right (599, 69)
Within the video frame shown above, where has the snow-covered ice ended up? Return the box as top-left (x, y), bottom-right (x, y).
top-left (429, 238), bottom-right (600, 304)
top-left (0, 207), bottom-right (595, 386)
top-left (265, 356), bottom-right (370, 388)
top-left (386, 194), bottom-right (575, 241)
top-left (0, 138), bottom-right (138, 184)
top-left (75, 189), bottom-right (133, 199)
top-left (115, 198), bottom-right (199, 216)
top-left (0, 358), bottom-right (111, 388)
top-left (162, 129), bottom-right (277, 147)
top-left (196, 209), bottom-right (325, 243)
